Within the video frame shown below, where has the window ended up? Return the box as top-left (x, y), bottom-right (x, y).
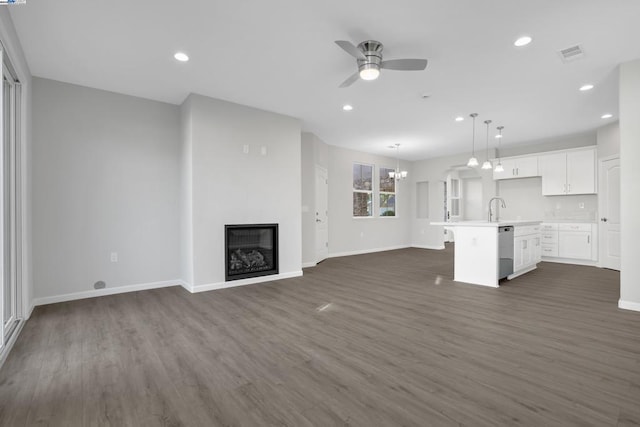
top-left (379, 167), bottom-right (396, 216)
top-left (353, 163), bottom-right (373, 217)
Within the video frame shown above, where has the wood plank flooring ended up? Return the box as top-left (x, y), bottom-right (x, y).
top-left (1, 246), bottom-right (639, 426)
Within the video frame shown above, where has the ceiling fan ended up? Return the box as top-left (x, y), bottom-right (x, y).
top-left (335, 40), bottom-right (428, 88)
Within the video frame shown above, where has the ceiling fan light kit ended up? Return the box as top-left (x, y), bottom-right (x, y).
top-left (335, 39), bottom-right (428, 87)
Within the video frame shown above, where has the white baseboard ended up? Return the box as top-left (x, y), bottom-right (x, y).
top-left (328, 245), bottom-right (410, 259)
top-left (31, 279), bottom-right (182, 307)
top-left (508, 265), bottom-right (537, 280)
top-left (185, 270), bottom-right (303, 294)
top-left (541, 257), bottom-right (598, 267)
top-left (0, 319), bottom-right (26, 369)
top-left (27, 300), bottom-right (35, 319)
top-left (411, 244), bottom-right (446, 250)
top-left (302, 261), bottom-right (317, 268)
top-left (618, 299), bottom-right (640, 312)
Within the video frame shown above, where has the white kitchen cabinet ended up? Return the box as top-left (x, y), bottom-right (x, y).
top-left (541, 223), bottom-right (596, 262)
top-left (512, 225), bottom-right (541, 276)
top-left (540, 148), bottom-right (596, 195)
top-left (541, 223), bottom-right (559, 257)
top-left (558, 224), bottom-right (593, 260)
top-left (566, 150), bottom-right (596, 194)
top-left (493, 155), bottom-right (538, 180)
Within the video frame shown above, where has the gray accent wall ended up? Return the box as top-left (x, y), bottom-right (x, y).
top-left (32, 78), bottom-right (181, 298)
top-left (181, 94), bottom-right (302, 286)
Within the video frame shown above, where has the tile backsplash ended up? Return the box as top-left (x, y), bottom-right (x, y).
top-left (497, 177), bottom-right (598, 223)
top-left (543, 194), bottom-right (598, 222)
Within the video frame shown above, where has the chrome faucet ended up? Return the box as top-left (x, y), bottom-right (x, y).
top-left (488, 197), bottom-right (506, 222)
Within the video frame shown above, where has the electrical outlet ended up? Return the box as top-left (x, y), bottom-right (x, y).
top-left (579, 202), bottom-right (585, 209)
top-left (110, 252), bottom-right (118, 262)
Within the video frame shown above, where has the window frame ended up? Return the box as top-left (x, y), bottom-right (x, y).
top-left (352, 162), bottom-right (374, 218)
top-left (378, 166), bottom-right (397, 218)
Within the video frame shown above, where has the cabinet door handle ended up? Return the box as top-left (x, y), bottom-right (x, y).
top-left (587, 235), bottom-right (590, 244)
top-left (568, 183), bottom-right (571, 193)
top-left (516, 167), bottom-right (519, 176)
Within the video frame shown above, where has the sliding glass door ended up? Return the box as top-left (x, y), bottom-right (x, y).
top-left (1, 47), bottom-right (21, 349)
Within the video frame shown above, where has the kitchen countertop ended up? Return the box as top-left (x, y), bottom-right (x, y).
top-left (430, 220), bottom-right (542, 227)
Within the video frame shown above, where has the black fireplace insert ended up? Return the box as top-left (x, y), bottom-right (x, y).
top-left (225, 224), bottom-right (279, 281)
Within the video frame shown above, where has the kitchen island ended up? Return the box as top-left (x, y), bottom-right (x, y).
top-left (431, 220), bottom-right (542, 287)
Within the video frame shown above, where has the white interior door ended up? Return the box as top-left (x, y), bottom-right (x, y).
top-left (315, 166), bottom-right (329, 263)
top-left (599, 157), bottom-right (620, 270)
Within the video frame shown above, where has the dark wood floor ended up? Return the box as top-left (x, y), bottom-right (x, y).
top-left (1, 246), bottom-right (639, 426)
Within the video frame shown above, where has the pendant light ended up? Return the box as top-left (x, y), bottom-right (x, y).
top-left (388, 143), bottom-right (408, 180)
top-left (466, 113), bottom-right (479, 167)
top-left (494, 126), bottom-right (505, 172)
top-left (481, 119), bottom-right (493, 170)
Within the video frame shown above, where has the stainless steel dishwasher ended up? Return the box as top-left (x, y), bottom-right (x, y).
top-left (498, 226), bottom-right (514, 279)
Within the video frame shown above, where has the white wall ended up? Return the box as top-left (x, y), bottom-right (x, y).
top-left (411, 152), bottom-right (498, 249)
top-left (183, 94), bottom-right (302, 287)
top-left (1, 8), bottom-right (33, 316)
top-left (32, 78), bottom-right (181, 299)
top-left (326, 145), bottom-right (412, 256)
top-left (499, 131), bottom-right (596, 158)
top-left (597, 121), bottom-right (620, 159)
top-left (180, 96), bottom-right (194, 285)
top-left (619, 59), bottom-right (640, 311)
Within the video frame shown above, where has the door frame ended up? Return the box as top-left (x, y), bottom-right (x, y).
top-left (0, 37), bottom-right (28, 366)
top-left (315, 166), bottom-right (329, 264)
top-left (598, 154), bottom-right (620, 270)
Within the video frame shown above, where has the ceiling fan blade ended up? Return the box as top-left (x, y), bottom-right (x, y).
top-left (339, 71), bottom-right (360, 88)
top-left (380, 58), bottom-right (428, 71)
top-left (335, 40), bottom-right (366, 60)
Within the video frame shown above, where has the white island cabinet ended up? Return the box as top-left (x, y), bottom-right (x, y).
top-left (431, 220), bottom-right (542, 287)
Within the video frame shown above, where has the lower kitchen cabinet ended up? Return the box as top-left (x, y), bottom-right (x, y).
top-left (513, 225), bottom-right (541, 274)
top-left (541, 223), bottom-right (596, 262)
top-left (558, 224), bottom-right (592, 259)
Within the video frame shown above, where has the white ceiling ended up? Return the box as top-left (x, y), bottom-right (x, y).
top-left (9, 0), bottom-right (640, 160)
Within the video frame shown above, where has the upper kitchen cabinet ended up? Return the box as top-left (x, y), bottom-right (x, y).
top-left (539, 147), bottom-right (596, 195)
top-left (493, 155), bottom-right (538, 180)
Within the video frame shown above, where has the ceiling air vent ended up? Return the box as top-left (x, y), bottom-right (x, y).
top-left (558, 44), bottom-right (585, 62)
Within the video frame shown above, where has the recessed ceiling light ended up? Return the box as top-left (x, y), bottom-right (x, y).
top-left (580, 84), bottom-right (594, 91)
top-left (514, 36), bottom-right (532, 47)
top-left (601, 113), bottom-right (613, 119)
top-left (174, 52), bottom-right (189, 62)
top-left (342, 104), bottom-right (353, 111)
top-left (455, 116), bottom-right (464, 122)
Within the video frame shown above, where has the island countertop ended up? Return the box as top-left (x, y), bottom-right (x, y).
top-left (430, 220), bottom-right (542, 227)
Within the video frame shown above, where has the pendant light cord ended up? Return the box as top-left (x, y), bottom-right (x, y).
top-left (470, 113), bottom-right (478, 156)
top-left (485, 120), bottom-right (492, 158)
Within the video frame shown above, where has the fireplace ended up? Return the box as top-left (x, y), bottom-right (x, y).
top-left (225, 224), bottom-right (279, 281)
